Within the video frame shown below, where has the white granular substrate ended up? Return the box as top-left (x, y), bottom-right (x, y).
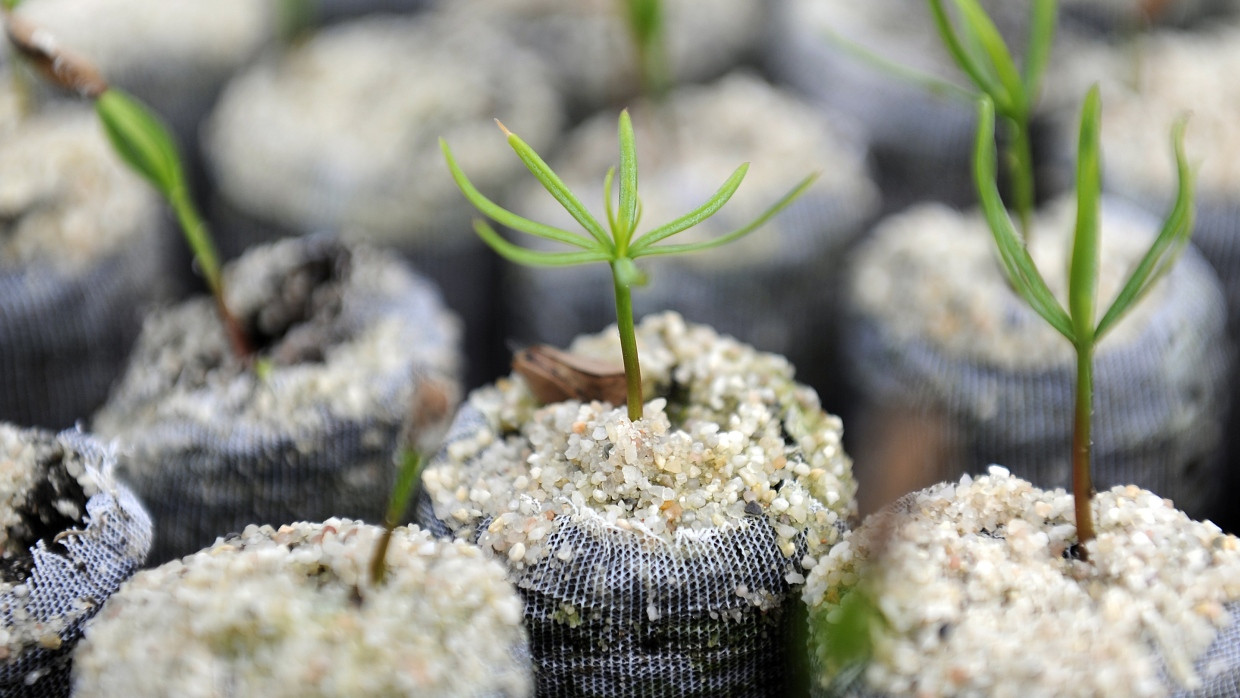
top-left (422, 312), bottom-right (856, 567)
top-left (805, 466), bottom-right (1240, 697)
top-left (848, 195), bottom-right (1169, 368)
top-left (73, 519), bottom-right (531, 698)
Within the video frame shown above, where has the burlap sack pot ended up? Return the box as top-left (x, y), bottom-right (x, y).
top-left (0, 96), bottom-right (167, 430)
top-left (417, 312), bottom-right (857, 697)
top-left (503, 72), bottom-right (880, 407)
top-left (805, 467), bottom-right (1240, 698)
top-left (0, 423), bottom-right (152, 698)
top-left (92, 235), bottom-right (461, 565)
top-left (72, 519), bottom-right (532, 697)
top-left (840, 197), bottom-right (1231, 520)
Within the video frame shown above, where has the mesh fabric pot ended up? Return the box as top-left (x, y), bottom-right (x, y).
top-left (0, 424), bottom-right (152, 698)
top-left (92, 235), bottom-right (461, 565)
top-left (840, 197), bottom-right (1231, 520)
top-left (0, 100), bottom-right (167, 430)
top-left (73, 519), bottom-right (532, 697)
top-left (805, 467), bottom-right (1240, 698)
top-left (417, 312), bottom-right (857, 696)
top-left (503, 72), bottom-right (879, 407)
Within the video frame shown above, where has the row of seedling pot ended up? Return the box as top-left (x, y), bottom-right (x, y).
top-left (1, 2), bottom-right (1239, 697)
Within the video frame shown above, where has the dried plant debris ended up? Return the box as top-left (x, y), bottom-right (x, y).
top-left (73, 520), bottom-right (531, 698)
top-left (805, 467), bottom-right (1240, 697)
top-left (423, 312), bottom-right (856, 568)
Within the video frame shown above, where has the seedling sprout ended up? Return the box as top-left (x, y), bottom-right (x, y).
top-left (973, 86), bottom-right (1194, 551)
top-left (931, 0), bottom-right (1057, 236)
top-left (442, 111), bottom-right (816, 420)
top-left (2, 12), bottom-right (252, 358)
top-left (619, 0), bottom-right (669, 99)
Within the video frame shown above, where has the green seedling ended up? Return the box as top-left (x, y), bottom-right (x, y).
top-left (931, 0), bottom-right (1057, 236)
top-left (819, 0), bottom-right (1056, 236)
top-left (95, 91), bottom-right (252, 359)
top-left (442, 111), bottom-right (816, 421)
top-left (619, 0), bottom-right (669, 100)
top-left (2, 12), bottom-right (252, 358)
top-left (973, 85), bottom-right (1194, 550)
top-left (369, 448), bottom-right (423, 586)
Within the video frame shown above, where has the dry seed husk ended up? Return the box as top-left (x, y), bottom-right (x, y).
top-left (418, 312), bottom-right (856, 696)
top-left (72, 519), bottom-right (532, 698)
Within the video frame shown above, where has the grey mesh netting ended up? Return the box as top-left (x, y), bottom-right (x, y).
top-left (0, 233), bottom-right (162, 430)
top-left (93, 235), bottom-right (460, 565)
top-left (842, 238), bottom-right (1230, 522)
top-left (416, 402), bottom-right (839, 698)
top-left (0, 425), bottom-right (152, 698)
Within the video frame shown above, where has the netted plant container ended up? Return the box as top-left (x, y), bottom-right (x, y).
top-left (0, 424), bottom-right (152, 697)
top-left (0, 94), bottom-right (168, 430)
top-left (840, 197), bottom-right (1231, 519)
top-left (417, 312), bottom-right (857, 696)
top-left (92, 235), bottom-right (461, 565)
top-left (804, 467), bottom-right (1240, 698)
top-left (73, 519), bottom-right (532, 697)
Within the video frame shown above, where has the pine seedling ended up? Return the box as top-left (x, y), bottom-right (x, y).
top-left (817, 0), bottom-right (1057, 236)
top-left (618, 0), bottom-right (670, 99)
top-left (3, 12), bottom-right (252, 358)
top-left (369, 448), bottom-right (423, 586)
top-left (442, 111), bottom-right (816, 421)
top-left (930, 0), bottom-right (1057, 236)
top-left (972, 85), bottom-right (1194, 551)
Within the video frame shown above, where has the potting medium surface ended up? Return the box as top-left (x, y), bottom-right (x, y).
top-left (806, 466), bottom-right (1240, 697)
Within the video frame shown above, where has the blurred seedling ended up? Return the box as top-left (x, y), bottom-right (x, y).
top-left (3, 11), bottom-right (252, 359)
top-left (973, 85), bottom-right (1194, 552)
top-left (442, 111), bottom-right (816, 421)
top-left (618, 0), bottom-right (669, 100)
top-left (821, 0), bottom-right (1057, 237)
